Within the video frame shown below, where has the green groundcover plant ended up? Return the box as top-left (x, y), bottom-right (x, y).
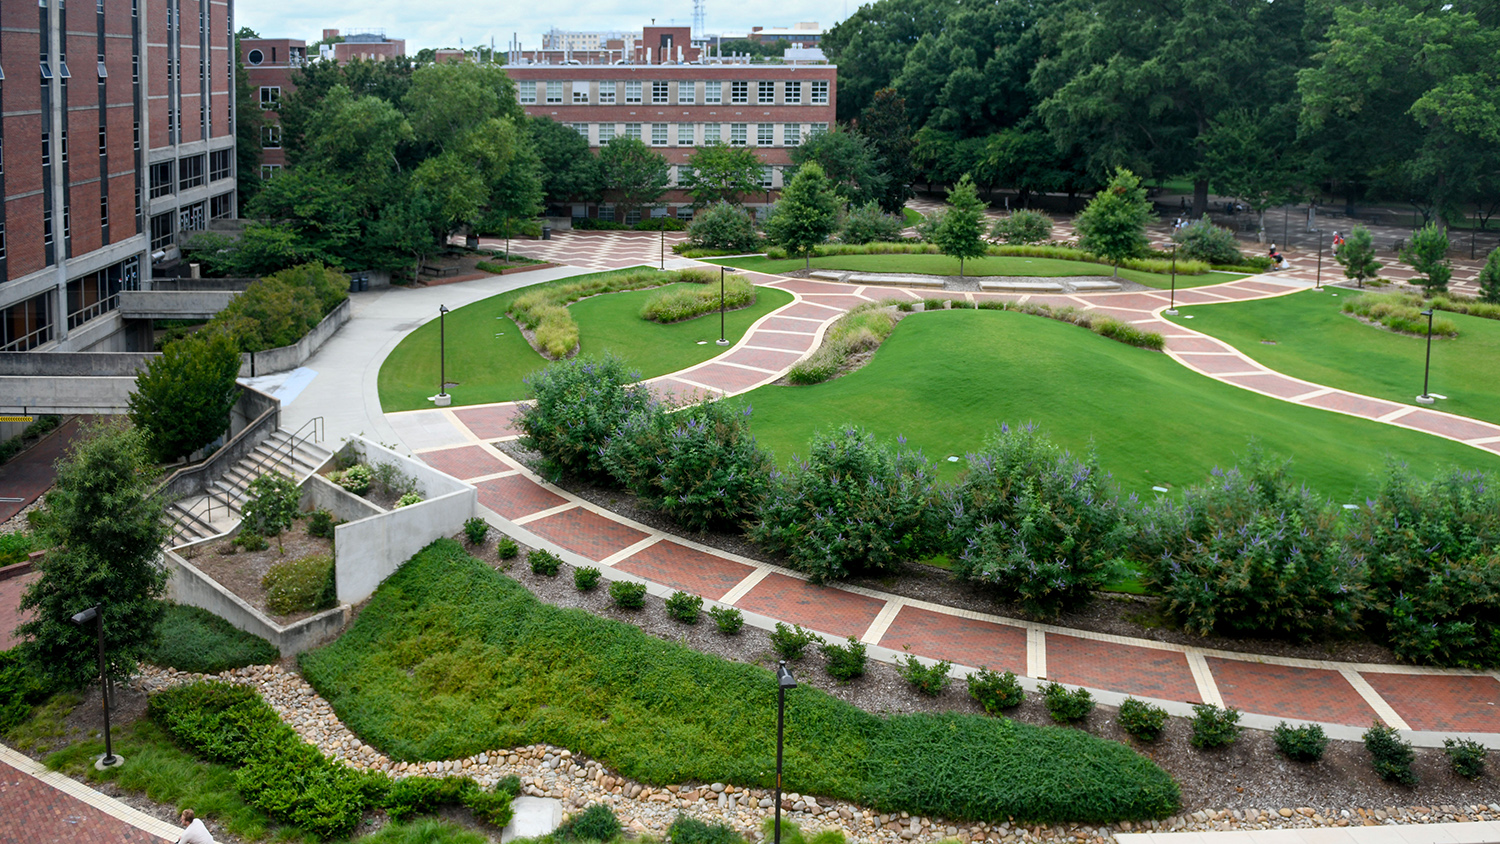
top-left (298, 540), bottom-right (1179, 824)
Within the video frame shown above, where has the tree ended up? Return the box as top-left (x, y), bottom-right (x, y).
top-left (1074, 168), bottom-right (1155, 278)
top-left (598, 137), bottom-right (669, 221)
top-left (1205, 108), bottom-right (1303, 243)
top-left (1337, 226), bottom-right (1381, 289)
top-left (891, 0), bottom-right (1040, 137)
top-left (128, 331), bottom-right (242, 463)
top-left (1480, 247), bottom-right (1500, 305)
top-left (822, 0), bottom-right (963, 121)
top-left (681, 142), bottom-right (764, 207)
top-left (1400, 223), bottom-right (1452, 294)
top-left (932, 174), bottom-right (988, 278)
top-left (241, 473), bottom-right (300, 553)
top-left (245, 166), bottom-right (362, 267)
top-left (17, 424), bottom-right (169, 688)
top-left (765, 162), bottom-right (840, 270)
top-left (790, 128), bottom-right (887, 208)
top-left (855, 88), bottom-right (917, 213)
top-left (402, 61), bottom-right (523, 152)
top-left (527, 116), bottom-right (601, 207)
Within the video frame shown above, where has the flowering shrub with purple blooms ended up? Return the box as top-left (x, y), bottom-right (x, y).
top-left (944, 423), bottom-right (1130, 619)
top-left (518, 354), bottom-right (651, 482)
top-left (600, 399), bottom-right (773, 532)
top-left (1135, 444), bottom-right (1364, 641)
top-left (748, 426), bottom-right (940, 583)
top-left (1349, 463), bottom-right (1500, 668)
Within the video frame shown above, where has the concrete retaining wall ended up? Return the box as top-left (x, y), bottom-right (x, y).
top-left (239, 298), bottom-right (352, 377)
top-left (119, 290), bottom-right (237, 320)
top-left (0, 351), bottom-right (157, 376)
top-left (0, 376), bottom-right (139, 414)
top-left (301, 473), bottom-right (382, 523)
top-left (147, 278), bottom-right (257, 292)
top-left (158, 385), bottom-right (282, 501)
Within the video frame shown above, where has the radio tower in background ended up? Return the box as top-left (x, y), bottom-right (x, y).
top-left (692, 0), bottom-right (706, 36)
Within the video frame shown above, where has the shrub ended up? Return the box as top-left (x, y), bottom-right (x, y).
top-left (372, 463), bottom-right (420, 499)
top-left (1175, 216), bottom-right (1244, 266)
top-left (1480, 246), bottom-right (1500, 304)
top-left (147, 604), bottom-right (280, 673)
top-left (1444, 737), bottom-right (1487, 779)
top-left (1133, 444), bottom-right (1365, 641)
top-left (574, 217), bottom-right (629, 231)
top-left (820, 637), bottom-right (868, 681)
top-left (208, 263), bottom-right (348, 354)
top-left (708, 605), bottom-right (743, 634)
top-left (462, 517), bottom-right (489, 545)
top-left (945, 424), bottom-right (1129, 619)
top-left (262, 554), bottom-right (336, 615)
top-left (394, 492), bottom-right (423, 509)
top-left (689, 201), bottom-right (762, 253)
top-left (600, 399), bottom-right (773, 532)
top-left (386, 776), bottom-right (473, 821)
top-left (974, 299), bottom-right (1164, 350)
top-left (670, 815), bottom-right (742, 844)
top-left (1273, 722), bottom-right (1328, 762)
top-left (519, 354), bottom-right (651, 482)
top-left (1091, 317), bottom-right (1166, 350)
top-left (0, 532), bottom-right (37, 566)
top-left (841, 202), bottom-right (906, 245)
top-left (989, 209), bottom-right (1054, 245)
top-left (307, 509), bottom-right (339, 540)
top-left (507, 269), bottom-right (691, 360)
top-left (665, 591), bottom-right (703, 624)
top-left (1043, 682), bottom-right (1093, 723)
top-left (769, 623), bottom-right (823, 660)
top-left (1117, 698), bottom-right (1168, 742)
top-left (786, 303), bottom-right (898, 385)
top-left (1363, 722), bottom-right (1417, 785)
top-left (639, 277), bottom-right (755, 323)
top-left (235, 530), bottom-right (268, 552)
top-left (609, 580), bottom-right (647, 609)
top-left (633, 217), bottom-right (687, 232)
top-left (749, 426), bottom-right (938, 582)
top-left (966, 667), bottom-right (1024, 715)
top-left (334, 464), bottom-right (372, 495)
top-left (898, 654), bottom-right (952, 696)
top-left (529, 549), bottom-right (562, 576)
top-left (0, 649), bottom-right (57, 733)
top-left (495, 537), bottom-right (519, 560)
top-left (559, 803), bottom-right (622, 841)
top-left (574, 566), bottom-right (602, 591)
top-left (1189, 704), bottom-right (1241, 749)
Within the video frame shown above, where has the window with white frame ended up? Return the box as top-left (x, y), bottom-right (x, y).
top-left (572, 123), bottom-right (589, 139)
top-left (758, 81), bottom-right (775, 104)
top-left (652, 81), bottom-right (669, 104)
top-left (703, 123), bottom-right (721, 144)
top-left (262, 125), bottom-right (281, 148)
top-left (730, 123), bottom-right (747, 145)
top-left (704, 81), bottom-right (721, 104)
top-left (676, 123), bottom-right (694, 146)
top-left (677, 81), bottom-right (695, 104)
top-left (625, 208), bottom-right (641, 225)
top-left (260, 163), bottom-right (282, 179)
top-left (784, 123), bottom-right (801, 146)
top-left (757, 123), bottom-right (774, 145)
top-left (810, 122), bottom-right (829, 136)
top-left (599, 123), bottom-right (616, 143)
top-left (677, 206), bottom-right (694, 221)
top-left (625, 123), bottom-right (642, 140)
top-left (598, 205), bottom-right (615, 221)
top-left (678, 165), bottom-right (694, 185)
top-left (519, 82), bottom-right (537, 104)
top-left (546, 80), bottom-right (563, 104)
top-left (625, 81), bottom-right (642, 104)
top-left (598, 81), bottom-right (616, 104)
top-left (761, 167), bottom-right (775, 189)
top-left (651, 123), bottom-right (668, 146)
top-left (811, 80), bottom-right (829, 104)
top-left (572, 82), bottom-right (589, 103)
top-left (730, 80), bottom-right (748, 104)
top-left (785, 81), bottom-right (802, 104)
top-left (259, 85), bottom-right (280, 109)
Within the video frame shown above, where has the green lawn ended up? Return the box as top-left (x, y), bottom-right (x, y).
top-left (741, 309), bottom-right (1498, 500)
top-left (379, 281), bottom-right (794, 412)
top-left (1169, 290), bottom-right (1500, 426)
top-left (713, 254), bottom-right (1244, 290)
top-left (902, 207), bottom-right (922, 226)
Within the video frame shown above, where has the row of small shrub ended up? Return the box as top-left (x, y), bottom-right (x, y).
top-left (975, 299), bottom-right (1166, 350)
top-left (508, 268), bottom-right (714, 358)
top-left (786, 302), bottom-right (901, 385)
top-left (1342, 292), bottom-right (1460, 337)
top-left (149, 680), bottom-right (518, 840)
top-left (0, 415), bottom-right (62, 466)
top-left (760, 241), bottom-right (1214, 276)
top-left (639, 275), bottom-right (755, 323)
top-left (575, 217), bottom-right (687, 232)
top-left (204, 263), bottom-right (348, 354)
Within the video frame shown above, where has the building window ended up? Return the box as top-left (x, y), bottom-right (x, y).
top-left (704, 81), bottom-right (721, 104)
top-left (730, 123), bottom-right (747, 145)
top-left (100, 194), bottom-right (109, 227)
top-left (651, 123), bottom-right (668, 146)
top-left (810, 122), bottom-right (829, 136)
top-left (599, 123), bottom-right (616, 143)
top-left (519, 82), bottom-right (536, 105)
top-left (571, 123), bottom-right (589, 140)
top-left (259, 86), bottom-right (280, 109)
top-left (247, 48), bottom-right (263, 65)
top-left (149, 161), bottom-right (174, 198)
top-left (598, 205), bottom-right (614, 222)
top-left (677, 165), bottom-right (694, 186)
top-left (761, 167), bottom-right (775, 190)
top-left (652, 81), bottom-right (669, 104)
top-left (625, 208), bottom-right (641, 226)
top-left (63, 205), bottom-right (71, 240)
top-left (132, 54), bottom-right (139, 83)
top-left (0, 222), bottom-right (5, 260)
top-left (678, 82), bottom-right (695, 104)
top-left (133, 121), bottom-right (141, 150)
top-left (60, 131), bottom-right (69, 163)
top-left (41, 133), bottom-right (51, 168)
top-left (757, 123), bottom-right (774, 146)
top-left (261, 164), bottom-right (282, 179)
top-left (676, 123), bottom-right (694, 146)
top-left (676, 206), bottom-right (694, 221)
top-left (811, 81), bottom-right (829, 105)
top-left (730, 81), bottom-right (748, 104)
top-left (43, 211), bottom-right (54, 246)
top-left (625, 123), bottom-right (642, 141)
top-left (0, 140), bottom-right (4, 175)
top-left (785, 81), bottom-right (802, 104)
top-left (209, 149), bottom-right (232, 181)
top-left (99, 125), bottom-right (108, 155)
top-left (572, 82), bottom-right (588, 104)
top-left (180, 202), bottom-right (205, 233)
top-left (150, 211), bottom-right (173, 250)
top-left (545, 80), bottom-right (562, 104)
top-left (703, 123), bottom-right (721, 144)
top-left (210, 193), bottom-right (234, 219)
top-left (0, 292), bottom-right (54, 352)
top-left (179, 154), bottom-right (205, 191)
top-left (67, 268), bottom-right (122, 329)
top-left (598, 81), bottom-right (615, 104)
top-left (262, 125), bottom-right (281, 148)
top-left (758, 81), bottom-right (775, 104)
top-left (625, 81), bottom-right (642, 104)
top-left (784, 123), bottom-right (801, 147)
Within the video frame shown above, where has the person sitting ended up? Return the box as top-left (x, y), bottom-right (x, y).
top-left (1268, 244), bottom-right (1286, 269)
top-left (178, 809), bottom-right (216, 844)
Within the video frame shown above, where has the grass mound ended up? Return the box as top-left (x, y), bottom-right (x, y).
top-left (640, 276), bottom-right (755, 323)
top-left (1342, 292), bottom-right (1459, 337)
top-left (788, 303), bottom-right (901, 384)
top-left (147, 604), bottom-right (280, 673)
top-left (511, 268), bottom-right (717, 358)
top-left (298, 541), bottom-right (1179, 824)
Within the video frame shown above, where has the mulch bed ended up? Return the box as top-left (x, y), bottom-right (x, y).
top-left (180, 520), bottom-right (334, 624)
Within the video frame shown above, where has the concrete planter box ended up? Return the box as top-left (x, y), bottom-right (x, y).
top-left (239, 297), bottom-right (352, 377)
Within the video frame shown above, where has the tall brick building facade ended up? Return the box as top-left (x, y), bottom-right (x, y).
top-left (239, 37), bottom-right (305, 177)
top-left (0, 0), bottom-right (236, 353)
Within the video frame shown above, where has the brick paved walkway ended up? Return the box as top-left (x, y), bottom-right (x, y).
top-left (0, 745), bottom-right (177, 843)
top-left (0, 570), bottom-right (37, 651)
top-left (384, 232), bottom-right (1500, 744)
top-left (0, 416), bottom-right (90, 524)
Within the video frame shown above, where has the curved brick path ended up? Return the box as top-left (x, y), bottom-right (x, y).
top-left (387, 241), bottom-right (1500, 746)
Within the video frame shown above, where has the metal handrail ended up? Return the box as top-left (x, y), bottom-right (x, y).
top-left (265, 416), bottom-right (325, 480)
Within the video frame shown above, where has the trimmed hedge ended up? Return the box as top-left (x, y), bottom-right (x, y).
top-left (298, 541), bottom-right (1180, 824)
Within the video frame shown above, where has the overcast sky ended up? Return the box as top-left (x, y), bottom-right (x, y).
top-left (238, 1), bottom-right (851, 54)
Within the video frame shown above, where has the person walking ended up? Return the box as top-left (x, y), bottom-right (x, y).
top-left (178, 810), bottom-right (216, 844)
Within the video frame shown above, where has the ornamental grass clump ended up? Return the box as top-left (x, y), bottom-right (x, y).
top-left (639, 276), bottom-right (756, 323)
top-left (1342, 292), bottom-right (1459, 337)
top-left (944, 423), bottom-right (1129, 619)
top-left (519, 353), bottom-right (651, 482)
top-left (749, 426), bottom-right (939, 583)
top-left (787, 303), bottom-right (899, 385)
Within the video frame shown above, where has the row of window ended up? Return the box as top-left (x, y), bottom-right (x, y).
top-left (148, 193), bottom-right (232, 250)
top-left (521, 79), bottom-right (830, 107)
top-left (0, 255), bottom-right (141, 351)
top-left (570, 121), bottom-right (828, 147)
top-left (149, 150), bottom-right (233, 198)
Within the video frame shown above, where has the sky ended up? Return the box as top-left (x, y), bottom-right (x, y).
top-left (237, 0), bottom-right (851, 54)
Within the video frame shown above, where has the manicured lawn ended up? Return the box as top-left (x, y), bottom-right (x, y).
top-left (713, 254), bottom-right (1244, 290)
top-left (378, 279), bottom-right (793, 412)
top-left (1169, 289), bottom-right (1500, 426)
top-left (741, 310), bottom-right (1498, 499)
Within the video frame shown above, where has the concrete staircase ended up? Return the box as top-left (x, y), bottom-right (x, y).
top-left (166, 429), bottom-right (332, 546)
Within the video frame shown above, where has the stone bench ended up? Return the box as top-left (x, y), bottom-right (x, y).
top-left (847, 274), bottom-right (946, 288)
top-left (977, 279), bottom-right (1066, 293)
top-left (809, 270), bottom-right (847, 281)
top-left (1070, 280), bottom-right (1123, 292)
top-left (420, 265), bottom-right (463, 278)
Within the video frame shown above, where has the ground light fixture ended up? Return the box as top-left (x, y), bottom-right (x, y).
top-left (1165, 243), bottom-right (1178, 316)
top-left (434, 304), bottom-right (452, 407)
top-left (717, 267), bottom-right (737, 346)
top-left (1416, 308), bottom-right (1436, 405)
top-left (774, 661), bottom-right (796, 844)
top-left (70, 606), bottom-right (122, 770)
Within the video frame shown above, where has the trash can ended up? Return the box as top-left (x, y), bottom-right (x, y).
top-left (349, 271), bottom-right (369, 292)
top-left (465, 234), bottom-right (479, 249)
top-left (541, 225), bottom-right (552, 241)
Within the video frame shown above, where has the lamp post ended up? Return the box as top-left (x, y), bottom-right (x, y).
top-left (1417, 308), bottom-right (1436, 404)
top-left (435, 305), bottom-right (451, 407)
top-left (1164, 242), bottom-right (1178, 316)
top-left (660, 226), bottom-right (666, 270)
top-left (774, 661), bottom-right (796, 844)
top-left (717, 266), bottom-right (734, 346)
top-left (70, 606), bottom-right (121, 769)
top-left (1315, 231), bottom-right (1324, 290)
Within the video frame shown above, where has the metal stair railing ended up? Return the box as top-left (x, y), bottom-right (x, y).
top-left (265, 417), bottom-right (326, 481)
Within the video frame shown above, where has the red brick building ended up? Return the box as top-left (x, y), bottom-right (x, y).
top-left (1, 0), bottom-right (237, 352)
top-left (240, 37), bottom-right (306, 175)
top-left (507, 26), bottom-right (836, 222)
top-left (322, 29), bottom-right (405, 64)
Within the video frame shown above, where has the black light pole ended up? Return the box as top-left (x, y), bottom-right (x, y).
top-left (70, 606), bottom-right (121, 769)
top-left (717, 267), bottom-right (732, 346)
top-left (1417, 308), bottom-right (1436, 404)
top-left (1315, 231), bottom-right (1324, 290)
top-left (1165, 242), bottom-right (1178, 316)
top-left (437, 305), bottom-right (451, 406)
top-left (660, 226), bottom-right (665, 270)
top-left (774, 661), bottom-right (796, 844)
